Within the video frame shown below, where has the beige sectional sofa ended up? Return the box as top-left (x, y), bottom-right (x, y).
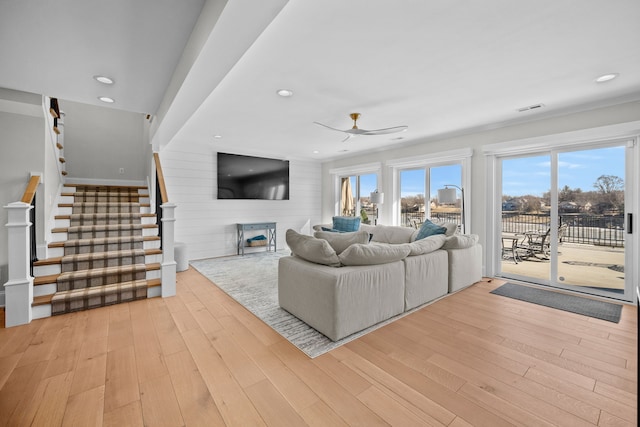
top-left (278, 223), bottom-right (482, 341)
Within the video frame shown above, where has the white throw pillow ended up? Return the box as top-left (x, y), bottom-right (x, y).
top-left (369, 225), bottom-right (416, 244)
top-left (313, 230), bottom-right (371, 254)
top-left (442, 234), bottom-right (479, 249)
top-left (339, 242), bottom-right (410, 266)
top-left (407, 234), bottom-right (447, 255)
top-left (286, 229), bottom-right (341, 267)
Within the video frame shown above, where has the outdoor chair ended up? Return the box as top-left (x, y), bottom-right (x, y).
top-left (515, 224), bottom-right (568, 260)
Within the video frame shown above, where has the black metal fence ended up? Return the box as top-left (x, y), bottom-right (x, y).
top-left (502, 212), bottom-right (624, 247)
top-left (401, 211), bottom-right (624, 247)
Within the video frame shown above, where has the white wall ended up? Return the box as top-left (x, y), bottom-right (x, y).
top-left (160, 142), bottom-right (321, 260)
top-left (321, 101), bottom-right (640, 254)
top-left (62, 100), bottom-right (147, 180)
top-left (0, 90), bottom-right (45, 303)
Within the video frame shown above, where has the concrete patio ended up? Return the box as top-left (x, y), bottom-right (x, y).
top-left (500, 241), bottom-right (625, 291)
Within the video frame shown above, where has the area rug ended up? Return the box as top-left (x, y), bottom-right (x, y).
top-left (490, 283), bottom-right (622, 323)
top-left (190, 251), bottom-right (431, 358)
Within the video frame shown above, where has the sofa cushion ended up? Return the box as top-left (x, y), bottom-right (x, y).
top-left (314, 229), bottom-right (371, 254)
top-left (339, 242), bottom-right (410, 266)
top-left (415, 219), bottom-right (447, 240)
top-left (285, 229), bottom-right (341, 267)
top-left (332, 216), bottom-right (361, 232)
top-left (442, 234), bottom-right (479, 249)
top-left (366, 224), bottom-right (417, 244)
top-left (406, 234), bottom-right (447, 256)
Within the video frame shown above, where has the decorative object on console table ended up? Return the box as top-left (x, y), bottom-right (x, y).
top-left (437, 184), bottom-right (465, 234)
top-left (370, 190), bottom-right (384, 225)
top-left (236, 222), bottom-right (276, 255)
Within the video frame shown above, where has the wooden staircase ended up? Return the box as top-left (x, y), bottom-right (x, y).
top-left (32, 184), bottom-right (162, 317)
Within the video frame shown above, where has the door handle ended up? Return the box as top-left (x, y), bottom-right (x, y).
top-left (628, 213), bottom-right (633, 234)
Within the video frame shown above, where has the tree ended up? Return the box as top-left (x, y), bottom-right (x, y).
top-left (593, 175), bottom-right (623, 194)
top-left (593, 175), bottom-right (623, 211)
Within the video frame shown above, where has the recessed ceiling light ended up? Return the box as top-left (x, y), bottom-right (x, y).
top-left (213, 135), bottom-right (222, 139)
top-left (94, 75), bottom-right (114, 85)
top-left (595, 73), bottom-right (619, 83)
top-left (98, 96), bottom-right (115, 103)
top-left (312, 150), bottom-right (320, 154)
top-left (276, 89), bottom-right (293, 97)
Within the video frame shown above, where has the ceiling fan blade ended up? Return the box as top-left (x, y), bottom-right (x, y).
top-left (341, 133), bottom-right (354, 143)
top-left (313, 121), bottom-right (346, 133)
top-left (361, 125), bottom-right (408, 135)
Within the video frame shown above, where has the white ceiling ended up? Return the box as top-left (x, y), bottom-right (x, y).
top-left (2, 0), bottom-right (640, 161)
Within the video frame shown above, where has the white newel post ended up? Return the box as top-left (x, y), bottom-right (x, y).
top-left (4, 202), bottom-right (34, 327)
top-left (160, 203), bottom-right (177, 297)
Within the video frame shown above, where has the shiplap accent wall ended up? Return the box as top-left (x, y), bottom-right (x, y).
top-left (160, 143), bottom-right (322, 260)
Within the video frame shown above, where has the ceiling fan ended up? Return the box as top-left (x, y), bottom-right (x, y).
top-left (314, 113), bottom-right (408, 142)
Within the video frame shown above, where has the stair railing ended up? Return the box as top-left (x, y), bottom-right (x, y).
top-left (3, 175), bottom-right (40, 327)
top-left (21, 176), bottom-right (40, 276)
top-left (153, 153), bottom-right (176, 297)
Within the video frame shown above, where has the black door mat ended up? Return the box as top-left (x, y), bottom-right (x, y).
top-left (490, 283), bottom-right (622, 323)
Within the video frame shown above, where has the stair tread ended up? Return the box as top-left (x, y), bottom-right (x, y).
top-left (52, 224), bottom-right (156, 233)
top-left (55, 213), bottom-right (155, 219)
top-left (62, 248), bottom-right (146, 262)
top-left (35, 262), bottom-right (159, 285)
top-left (48, 235), bottom-right (159, 248)
top-left (51, 280), bottom-right (150, 300)
top-left (34, 248), bottom-right (161, 267)
top-left (58, 263), bottom-right (148, 280)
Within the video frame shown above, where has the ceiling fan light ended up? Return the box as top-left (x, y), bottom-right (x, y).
top-left (595, 73), bottom-right (619, 83)
top-left (276, 89), bottom-right (294, 97)
top-left (98, 96), bottom-right (115, 103)
top-left (94, 75), bottom-right (114, 85)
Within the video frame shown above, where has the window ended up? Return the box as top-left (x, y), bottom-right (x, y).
top-left (330, 163), bottom-right (382, 224)
top-left (339, 173), bottom-right (378, 224)
top-left (389, 148), bottom-right (471, 230)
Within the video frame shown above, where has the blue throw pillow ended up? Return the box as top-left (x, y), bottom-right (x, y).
top-left (415, 219), bottom-right (447, 241)
top-left (332, 216), bottom-right (361, 232)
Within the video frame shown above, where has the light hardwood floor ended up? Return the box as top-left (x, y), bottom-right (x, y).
top-left (0, 268), bottom-right (637, 426)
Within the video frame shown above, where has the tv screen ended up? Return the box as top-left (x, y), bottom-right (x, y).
top-left (217, 152), bottom-right (290, 200)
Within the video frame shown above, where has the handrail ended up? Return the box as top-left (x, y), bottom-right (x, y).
top-left (153, 153), bottom-right (169, 204)
top-left (20, 175), bottom-right (40, 204)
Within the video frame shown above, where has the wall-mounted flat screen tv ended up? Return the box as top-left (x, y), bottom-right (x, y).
top-left (217, 152), bottom-right (290, 200)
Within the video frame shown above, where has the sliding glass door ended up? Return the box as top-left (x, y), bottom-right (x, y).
top-left (499, 142), bottom-right (633, 301)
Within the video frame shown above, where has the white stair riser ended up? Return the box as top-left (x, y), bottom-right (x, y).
top-left (58, 207), bottom-right (73, 215)
top-left (32, 304), bottom-right (52, 320)
top-left (142, 216), bottom-right (156, 225)
top-left (34, 283), bottom-right (57, 297)
top-left (33, 264), bottom-right (61, 276)
top-left (146, 270), bottom-right (161, 280)
top-left (60, 196), bottom-right (74, 203)
top-left (55, 219), bottom-right (70, 228)
top-left (147, 286), bottom-right (161, 298)
top-left (52, 232), bottom-right (67, 242)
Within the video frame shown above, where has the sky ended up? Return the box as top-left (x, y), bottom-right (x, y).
top-left (502, 145), bottom-right (625, 197)
top-left (351, 145), bottom-right (625, 201)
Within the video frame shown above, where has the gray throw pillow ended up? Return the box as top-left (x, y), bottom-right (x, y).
top-left (285, 229), bottom-right (341, 267)
top-left (339, 242), bottom-right (410, 266)
top-left (313, 230), bottom-right (371, 254)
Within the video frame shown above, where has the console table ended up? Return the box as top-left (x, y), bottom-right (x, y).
top-left (236, 222), bottom-right (276, 255)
